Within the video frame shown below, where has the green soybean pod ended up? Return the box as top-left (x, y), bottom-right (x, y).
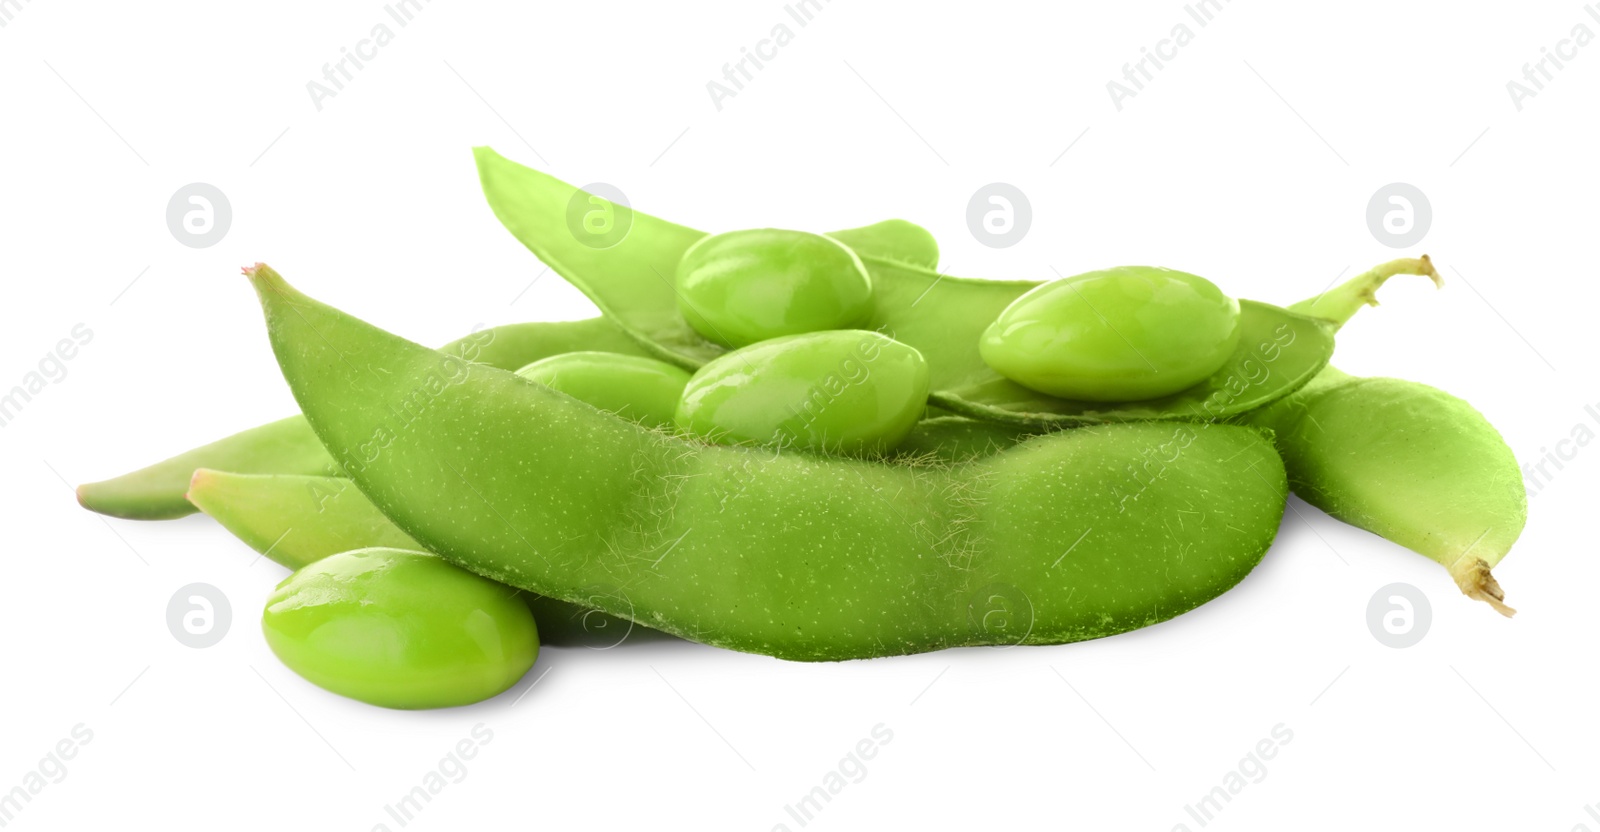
top-left (979, 266), bottom-right (1242, 402)
top-left (263, 548), bottom-right (539, 709)
top-left (188, 469), bottom-right (419, 571)
top-left (1245, 256), bottom-right (1524, 614)
top-left (676, 229), bottom-right (873, 348)
top-left (187, 469), bottom-right (655, 647)
top-left (76, 317), bottom-right (649, 520)
top-left (77, 416), bottom-right (335, 521)
top-left (1248, 370), bottom-right (1523, 614)
top-left (890, 416), bottom-right (1035, 464)
top-left (248, 266), bottom-right (1288, 662)
top-left (826, 219), bottom-right (939, 270)
top-left (675, 330), bottom-right (931, 454)
top-left (79, 204), bottom-right (936, 521)
top-left (517, 351), bottom-right (692, 430)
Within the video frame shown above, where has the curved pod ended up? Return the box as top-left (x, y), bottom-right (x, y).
top-left (249, 266), bottom-right (1289, 662)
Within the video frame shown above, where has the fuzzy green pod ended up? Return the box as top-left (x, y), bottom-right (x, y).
top-left (1246, 256), bottom-right (1525, 614)
top-left (187, 469), bottom-right (655, 647)
top-left (889, 416), bottom-right (1035, 464)
top-left (77, 317), bottom-right (649, 520)
top-left (248, 265), bottom-right (1289, 662)
top-left (188, 470), bottom-right (420, 571)
top-left (474, 148), bottom-right (1335, 428)
top-left (1247, 369), bottom-right (1524, 614)
top-left (75, 208), bottom-right (932, 521)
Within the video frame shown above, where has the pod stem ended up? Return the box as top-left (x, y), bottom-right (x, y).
top-left (1449, 557), bottom-right (1515, 618)
top-left (1290, 256), bottom-right (1442, 331)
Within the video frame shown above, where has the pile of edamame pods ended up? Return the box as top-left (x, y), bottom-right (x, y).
top-left (77, 148), bottom-right (1526, 709)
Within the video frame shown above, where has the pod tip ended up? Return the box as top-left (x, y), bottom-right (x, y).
top-left (1417, 254), bottom-right (1443, 289)
top-left (1451, 557), bottom-right (1515, 618)
top-left (184, 468), bottom-right (214, 505)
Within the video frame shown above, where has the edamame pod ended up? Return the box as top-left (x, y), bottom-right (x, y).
top-left (825, 219), bottom-right (939, 269)
top-left (76, 216), bottom-right (929, 521)
top-left (474, 148), bottom-right (1343, 427)
top-left (77, 317), bottom-right (649, 519)
top-left (249, 265), bottom-right (1289, 662)
top-left (188, 469), bottom-right (659, 646)
top-left (1247, 370), bottom-right (1523, 615)
top-left (889, 416), bottom-right (1035, 464)
top-left (188, 469), bottom-right (419, 571)
top-left (77, 416), bottom-right (333, 521)
top-left (1245, 257), bottom-right (1525, 614)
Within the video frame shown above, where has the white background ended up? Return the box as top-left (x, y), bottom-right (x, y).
top-left (1, 1), bottom-right (1596, 829)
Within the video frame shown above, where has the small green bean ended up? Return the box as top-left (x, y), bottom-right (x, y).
top-left (675, 330), bottom-right (930, 453)
top-left (980, 266), bottom-right (1241, 401)
top-left (675, 229), bottom-right (873, 348)
top-left (263, 548), bottom-right (538, 709)
top-left (517, 351), bottom-right (691, 429)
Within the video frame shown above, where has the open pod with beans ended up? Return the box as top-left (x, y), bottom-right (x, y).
top-left (74, 149), bottom-right (1525, 708)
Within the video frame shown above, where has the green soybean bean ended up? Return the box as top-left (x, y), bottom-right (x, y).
top-left (77, 317), bottom-right (649, 520)
top-left (980, 266), bottom-right (1242, 401)
top-left (517, 352), bottom-right (692, 430)
top-left (249, 265), bottom-right (1289, 662)
top-left (263, 548), bottom-right (539, 709)
top-left (675, 330), bottom-right (931, 453)
top-left (1244, 256), bottom-right (1525, 614)
top-left (675, 229), bottom-right (873, 348)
